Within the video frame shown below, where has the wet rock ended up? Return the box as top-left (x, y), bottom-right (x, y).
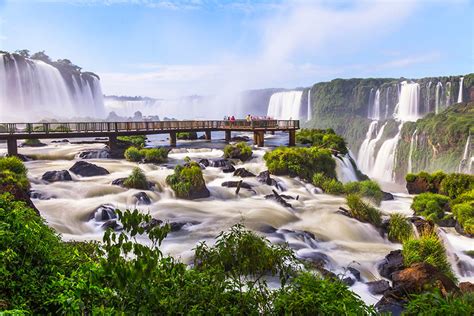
top-left (459, 282), bottom-right (474, 293)
top-left (347, 267), bottom-right (361, 281)
top-left (78, 149), bottom-right (110, 159)
top-left (391, 262), bottom-right (459, 296)
top-left (382, 191), bottom-right (394, 201)
top-left (437, 216), bottom-right (457, 227)
top-left (455, 221), bottom-right (474, 238)
top-left (69, 161), bottom-right (109, 177)
top-left (378, 250), bottom-right (404, 280)
top-left (29, 190), bottom-right (53, 200)
top-left (406, 177), bottom-right (430, 194)
top-left (342, 277), bottom-right (356, 286)
top-left (101, 220), bottom-right (122, 231)
top-left (170, 222), bottom-right (186, 232)
top-left (409, 216), bottom-right (435, 235)
top-left (231, 136), bottom-right (250, 142)
top-left (233, 168), bottom-right (255, 178)
top-left (265, 190), bottom-right (292, 208)
top-left (199, 158), bottom-right (210, 167)
top-left (51, 139), bottom-right (69, 143)
top-left (258, 224), bottom-right (277, 234)
top-left (42, 170), bottom-right (72, 182)
top-left (209, 158), bottom-right (230, 168)
top-left (257, 170), bottom-right (277, 186)
top-left (221, 181), bottom-right (253, 190)
top-left (142, 218), bottom-right (163, 231)
top-left (88, 204), bottom-right (117, 221)
top-left (367, 280), bottom-right (391, 295)
top-left (375, 293), bottom-right (406, 316)
top-left (298, 250), bottom-right (330, 266)
top-left (133, 192), bottom-right (152, 205)
top-left (17, 154), bottom-right (33, 162)
top-left (222, 164), bottom-right (236, 173)
top-left (112, 178), bottom-right (126, 186)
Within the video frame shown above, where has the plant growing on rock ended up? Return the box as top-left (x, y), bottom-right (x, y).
top-left (411, 193), bottom-right (450, 222)
top-left (176, 131), bottom-right (198, 140)
top-left (118, 135), bottom-right (146, 148)
top-left (223, 142), bottom-right (253, 161)
top-left (123, 167), bottom-right (150, 190)
top-left (312, 173), bottom-right (345, 194)
top-left (0, 156), bottom-right (29, 190)
top-left (166, 162), bottom-right (210, 199)
top-left (388, 213), bottom-right (413, 243)
top-left (440, 173), bottom-right (474, 199)
top-left (141, 148), bottom-right (168, 163)
top-left (343, 180), bottom-right (384, 205)
top-left (452, 202), bottom-right (474, 235)
top-left (345, 194), bottom-right (382, 227)
top-left (124, 146), bottom-right (143, 162)
top-left (404, 291), bottom-right (474, 315)
top-left (296, 128), bottom-right (348, 154)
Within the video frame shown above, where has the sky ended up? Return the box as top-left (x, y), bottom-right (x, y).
top-left (0, 0), bottom-right (472, 99)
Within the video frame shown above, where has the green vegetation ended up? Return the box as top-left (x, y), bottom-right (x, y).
top-left (404, 291), bottom-right (474, 316)
top-left (22, 138), bottom-right (44, 146)
top-left (166, 162), bottom-right (208, 199)
top-left (123, 167), bottom-right (150, 190)
top-left (176, 131), bottom-right (198, 140)
top-left (312, 173), bottom-right (345, 194)
top-left (124, 147), bottom-right (169, 163)
top-left (264, 147), bottom-right (336, 181)
top-left (224, 142), bottom-right (253, 161)
top-left (411, 193), bottom-right (450, 222)
top-left (0, 156), bottom-right (29, 190)
top-left (439, 173), bottom-right (474, 199)
top-left (343, 180), bottom-right (384, 205)
top-left (117, 135), bottom-right (147, 147)
top-left (405, 170), bottom-right (447, 194)
top-left (452, 203), bottom-right (474, 235)
top-left (402, 233), bottom-right (455, 281)
top-left (296, 128), bottom-right (348, 154)
top-left (345, 194), bottom-right (382, 227)
top-left (388, 213), bottom-right (413, 243)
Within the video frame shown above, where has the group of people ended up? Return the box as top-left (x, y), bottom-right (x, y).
top-left (223, 115), bottom-right (275, 122)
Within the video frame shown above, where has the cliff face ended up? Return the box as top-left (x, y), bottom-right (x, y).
top-left (305, 74), bottom-right (474, 181)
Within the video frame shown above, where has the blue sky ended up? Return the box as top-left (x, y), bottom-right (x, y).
top-left (0, 0), bottom-right (472, 98)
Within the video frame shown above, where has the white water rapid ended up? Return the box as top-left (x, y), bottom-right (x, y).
top-left (458, 77), bottom-right (464, 103)
top-left (0, 54), bottom-right (105, 122)
top-left (267, 91), bottom-right (303, 120)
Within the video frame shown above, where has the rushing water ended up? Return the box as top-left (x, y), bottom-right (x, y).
top-left (0, 54), bottom-right (105, 122)
top-left (435, 82), bottom-right (443, 114)
top-left (357, 121), bottom-right (387, 175)
top-left (458, 77), bottom-right (464, 103)
top-left (368, 89), bottom-right (381, 121)
top-left (266, 91), bottom-right (303, 120)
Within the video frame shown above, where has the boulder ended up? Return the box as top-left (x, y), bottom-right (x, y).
top-left (78, 149), bottom-right (110, 159)
top-left (42, 170), bottom-right (72, 182)
top-left (265, 190), bottom-right (292, 208)
top-left (101, 220), bottom-right (122, 231)
top-left (221, 181), bottom-right (253, 190)
top-left (142, 218), bottom-right (163, 231)
top-left (459, 282), bottom-right (474, 294)
top-left (29, 190), bottom-right (53, 200)
top-left (347, 267), bottom-right (361, 281)
top-left (88, 204), bottom-right (117, 221)
top-left (231, 136), bottom-right (250, 142)
top-left (406, 177), bottom-right (430, 194)
top-left (409, 216), bottom-right (435, 235)
top-left (51, 139), bottom-right (69, 143)
top-left (391, 262), bottom-right (459, 296)
top-left (111, 178), bottom-right (126, 186)
top-left (222, 164), bottom-right (236, 173)
top-left (382, 191), bottom-right (394, 201)
top-left (298, 251), bottom-right (330, 267)
top-left (133, 192), bottom-right (152, 205)
top-left (233, 168), bottom-right (255, 178)
top-left (189, 186), bottom-right (211, 200)
top-left (455, 221), bottom-right (474, 238)
top-left (366, 280), bottom-right (391, 295)
top-left (69, 161), bottom-right (109, 177)
top-left (199, 158), bottom-right (210, 167)
top-left (437, 216), bottom-right (457, 227)
top-left (378, 250), bottom-right (404, 280)
top-left (257, 170), bottom-right (277, 186)
top-left (374, 294), bottom-right (406, 316)
top-left (209, 158), bottom-right (230, 168)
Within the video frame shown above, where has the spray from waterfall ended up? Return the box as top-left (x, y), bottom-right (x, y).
top-left (407, 129), bottom-right (418, 174)
top-left (458, 77), bottom-right (464, 103)
top-left (266, 91), bottom-right (303, 120)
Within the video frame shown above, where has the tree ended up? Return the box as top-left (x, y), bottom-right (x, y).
top-left (15, 49), bottom-right (30, 58)
top-left (30, 51), bottom-right (51, 63)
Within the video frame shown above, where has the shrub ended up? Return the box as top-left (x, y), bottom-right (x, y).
top-left (405, 170), bottom-right (447, 194)
top-left (22, 139), bottom-right (44, 146)
top-left (141, 148), bottom-right (168, 163)
top-left (345, 194), bottom-right (382, 227)
top-left (0, 156), bottom-right (27, 176)
top-left (404, 291), bottom-right (474, 316)
top-left (388, 213), bottom-right (413, 243)
top-left (343, 180), bottom-right (383, 205)
top-left (123, 167), bottom-right (149, 190)
top-left (176, 132), bottom-right (197, 140)
top-left (440, 173), bottom-right (474, 199)
top-left (0, 156), bottom-right (29, 190)
top-left (166, 162), bottom-right (208, 199)
top-left (411, 193), bottom-right (450, 222)
top-left (223, 142), bottom-right (253, 161)
top-left (312, 173), bottom-right (345, 194)
top-left (264, 147), bottom-right (336, 181)
top-left (452, 202), bottom-right (474, 235)
top-left (451, 189), bottom-right (474, 207)
top-left (117, 135), bottom-right (146, 148)
top-left (402, 233), bottom-right (455, 281)
top-left (124, 146), bottom-right (143, 162)
top-left (296, 129), bottom-right (348, 154)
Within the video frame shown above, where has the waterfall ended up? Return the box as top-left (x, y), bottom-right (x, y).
top-left (0, 54), bottom-right (105, 122)
top-left (266, 91), bottom-right (303, 120)
top-left (394, 81), bottom-right (420, 122)
top-left (357, 121), bottom-right (387, 175)
top-left (371, 123), bottom-right (404, 182)
top-left (335, 152), bottom-right (359, 183)
top-left (458, 77), bottom-right (464, 103)
top-left (445, 81), bottom-right (452, 108)
top-left (407, 129), bottom-right (418, 174)
top-left (435, 82), bottom-right (443, 114)
top-left (307, 89), bottom-right (312, 121)
top-left (369, 89), bottom-right (381, 120)
top-left (384, 87), bottom-right (391, 119)
top-left (425, 82), bottom-right (432, 114)
top-left (367, 88), bottom-right (374, 119)
top-left (458, 135), bottom-right (472, 173)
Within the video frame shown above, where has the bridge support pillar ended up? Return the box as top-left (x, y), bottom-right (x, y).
top-left (7, 138), bottom-right (18, 156)
top-left (254, 131), bottom-right (265, 147)
top-left (108, 135), bottom-right (117, 151)
top-left (170, 132), bottom-right (177, 147)
top-left (288, 130), bottom-right (296, 147)
top-left (225, 130), bottom-right (231, 142)
top-left (205, 131), bottom-right (212, 140)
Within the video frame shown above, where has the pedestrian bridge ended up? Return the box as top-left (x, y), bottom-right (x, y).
top-left (0, 120), bottom-right (300, 156)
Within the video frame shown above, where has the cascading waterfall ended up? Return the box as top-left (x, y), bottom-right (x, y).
top-left (372, 124), bottom-right (404, 182)
top-left (394, 81), bottom-right (420, 122)
top-left (335, 152), bottom-right (359, 183)
top-left (0, 54), bottom-right (106, 121)
top-left (384, 87), bottom-right (391, 119)
top-left (266, 91), bottom-right (303, 120)
top-left (445, 81), bottom-right (452, 108)
top-left (458, 77), bottom-right (464, 103)
top-left (425, 82), bottom-right (432, 114)
top-left (307, 89), bottom-right (312, 121)
top-left (368, 89), bottom-right (381, 120)
top-left (435, 82), bottom-right (443, 114)
top-left (458, 135), bottom-right (472, 173)
top-left (407, 129), bottom-right (418, 174)
top-left (357, 121), bottom-right (387, 176)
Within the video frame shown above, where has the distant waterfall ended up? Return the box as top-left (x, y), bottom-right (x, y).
top-left (357, 121), bottom-right (387, 175)
top-left (372, 123), bottom-right (404, 182)
top-left (445, 82), bottom-right (452, 108)
top-left (407, 129), bottom-right (418, 174)
top-left (394, 81), bottom-right (420, 122)
top-left (0, 54), bottom-right (105, 122)
top-left (368, 89), bottom-right (381, 120)
top-left (267, 91), bottom-right (303, 120)
top-left (384, 87), bottom-right (391, 119)
top-left (458, 135), bottom-right (472, 174)
top-left (435, 82), bottom-right (443, 114)
top-left (458, 77), bottom-right (464, 103)
top-left (307, 89), bottom-right (312, 121)
top-left (425, 82), bottom-right (432, 114)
